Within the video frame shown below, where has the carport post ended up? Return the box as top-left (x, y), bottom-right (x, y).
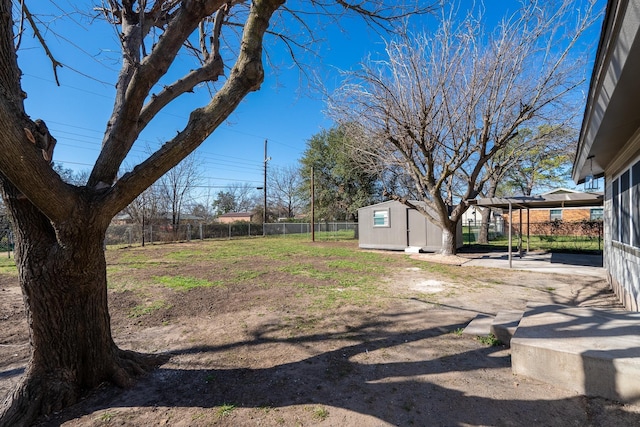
top-left (508, 201), bottom-right (513, 268)
top-left (527, 208), bottom-right (530, 252)
top-left (519, 207), bottom-right (523, 257)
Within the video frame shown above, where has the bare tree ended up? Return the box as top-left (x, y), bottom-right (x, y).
top-left (268, 164), bottom-right (304, 219)
top-left (124, 182), bottom-right (164, 246)
top-left (330, 0), bottom-right (598, 255)
top-left (0, 1), bottom-right (436, 424)
top-left (227, 182), bottom-right (261, 212)
top-left (158, 152), bottom-right (202, 235)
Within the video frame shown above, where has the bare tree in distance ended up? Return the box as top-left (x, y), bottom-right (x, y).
top-left (329, 0), bottom-right (599, 255)
top-left (124, 181), bottom-right (165, 246)
top-left (158, 152), bottom-right (202, 236)
top-left (268, 164), bottom-right (304, 219)
top-left (226, 181), bottom-right (262, 213)
top-left (0, 1), bottom-right (437, 424)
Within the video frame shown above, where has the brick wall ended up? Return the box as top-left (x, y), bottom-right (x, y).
top-left (503, 208), bottom-right (602, 237)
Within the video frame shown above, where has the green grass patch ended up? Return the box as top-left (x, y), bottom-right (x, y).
top-left (165, 249), bottom-right (207, 261)
top-left (119, 252), bottom-right (149, 264)
top-left (0, 257), bottom-right (18, 276)
top-left (476, 334), bottom-right (502, 346)
top-left (128, 299), bottom-right (170, 318)
top-left (312, 406), bottom-right (329, 421)
top-left (233, 270), bottom-right (265, 282)
top-left (216, 403), bottom-right (236, 417)
top-left (105, 237), bottom-right (406, 309)
top-left (326, 259), bottom-right (384, 273)
top-left (96, 411), bottom-right (115, 423)
top-left (154, 275), bottom-right (224, 291)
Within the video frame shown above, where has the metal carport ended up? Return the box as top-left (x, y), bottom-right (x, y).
top-left (468, 192), bottom-right (604, 267)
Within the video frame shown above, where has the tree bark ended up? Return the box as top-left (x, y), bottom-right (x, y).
top-left (477, 207), bottom-right (491, 244)
top-left (440, 220), bottom-right (458, 256)
top-left (0, 185), bottom-right (164, 427)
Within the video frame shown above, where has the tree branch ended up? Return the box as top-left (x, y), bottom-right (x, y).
top-left (89, 0), bottom-right (228, 188)
top-left (103, 0), bottom-right (284, 217)
top-left (21, 2), bottom-right (63, 85)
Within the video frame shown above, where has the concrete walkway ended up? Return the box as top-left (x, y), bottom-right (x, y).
top-left (461, 251), bottom-right (605, 277)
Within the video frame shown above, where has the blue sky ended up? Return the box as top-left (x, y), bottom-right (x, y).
top-left (16, 1), bottom-right (605, 199)
top-left (17, 1), bottom-right (385, 195)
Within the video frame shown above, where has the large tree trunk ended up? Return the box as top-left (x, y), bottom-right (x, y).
top-left (477, 207), bottom-right (492, 244)
top-left (0, 186), bottom-right (163, 427)
top-left (440, 220), bottom-right (458, 256)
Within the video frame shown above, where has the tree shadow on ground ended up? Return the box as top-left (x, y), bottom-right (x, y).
top-left (36, 310), bottom-right (640, 426)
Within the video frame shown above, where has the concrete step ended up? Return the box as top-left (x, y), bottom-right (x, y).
top-left (511, 302), bottom-right (640, 402)
top-left (490, 310), bottom-right (524, 347)
top-left (463, 311), bottom-right (524, 347)
top-left (462, 313), bottom-right (494, 337)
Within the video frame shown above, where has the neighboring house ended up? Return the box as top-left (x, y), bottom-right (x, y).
top-left (502, 189), bottom-right (604, 236)
top-left (357, 200), bottom-right (463, 252)
top-left (216, 212), bottom-right (254, 224)
top-left (573, 0), bottom-right (640, 310)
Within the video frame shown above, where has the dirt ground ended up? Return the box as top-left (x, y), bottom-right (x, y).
top-left (2, 241), bottom-right (640, 426)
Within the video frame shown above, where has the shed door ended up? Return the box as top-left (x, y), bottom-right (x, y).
top-left (407, 209), bottom-right (428, 247)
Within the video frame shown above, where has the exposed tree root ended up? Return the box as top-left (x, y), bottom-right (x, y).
top-left (0, 350), bottom-right (170, 427)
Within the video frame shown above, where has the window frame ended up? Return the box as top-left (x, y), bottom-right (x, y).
top-left (372, 209), bottom-right (390, 227)
top-left (612, 158), bottom-right (640, 248)
top-left (590, 208), bottom-right (603, 221)
top-left (549, 209), bottom-right (563, 221)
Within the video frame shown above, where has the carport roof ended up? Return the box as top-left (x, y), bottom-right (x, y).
top-left (469, 192), bottom-right (604, 210)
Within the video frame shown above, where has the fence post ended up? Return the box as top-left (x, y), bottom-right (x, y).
top-left (187, 224), bottom-right (191, 242)
top-left (199, 223), bottom-right (203, 240)
top-left (150, 225), bottom-right (153, 244)
top-left (228, 223), bottom-right (231, 240)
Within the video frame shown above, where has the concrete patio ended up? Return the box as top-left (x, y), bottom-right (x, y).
top-left (461, 251), bottom-right (640, 403)
top-left (461, 251), bottom-right (605, 277)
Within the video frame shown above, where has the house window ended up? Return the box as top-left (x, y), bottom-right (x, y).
top-left (612, 161), bottom-right (640, 247)
top-left (549, 209), bottom-right (562, 221)
top-left (633, 160), bottom-right (640, 248)
top-left (373, 209), bottom-right (390, 227)
top-left (620, 170), bottom-right (631, 245)
top-left (590, 208), bottom-right (603, 221)
top-left (612, 176), bottom-right (620, 242)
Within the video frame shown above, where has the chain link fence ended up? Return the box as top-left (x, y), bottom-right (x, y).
top-left (0, 227), bottom-right (13, 257)
top-left (464, 219), bottom-right (603, 251)
top-left (105, 222), bottom-right (357, 247)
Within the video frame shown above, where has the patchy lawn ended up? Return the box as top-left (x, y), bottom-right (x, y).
top-left (1, 238), bottom-right (639, 426)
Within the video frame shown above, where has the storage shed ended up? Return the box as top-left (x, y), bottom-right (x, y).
top-left (357, 200), bottom-right (463, 252)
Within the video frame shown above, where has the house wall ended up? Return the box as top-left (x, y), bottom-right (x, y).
top-left (604, 146), bottom-right (640, 311)
top-left (502, 207), bottom-right (602, 237)
top-left (504, 207), bottom-right (595, 223)
top-left (217, 215), bottom-right (252, 224)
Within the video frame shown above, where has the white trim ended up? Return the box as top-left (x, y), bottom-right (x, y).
top-left (372, 209), bottom-right (390, 228)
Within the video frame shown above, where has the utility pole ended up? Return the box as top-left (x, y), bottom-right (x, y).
top-left (311, 166), bottom-right (315, 242)
top-left (263, 139), bottom-right (270, 237)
